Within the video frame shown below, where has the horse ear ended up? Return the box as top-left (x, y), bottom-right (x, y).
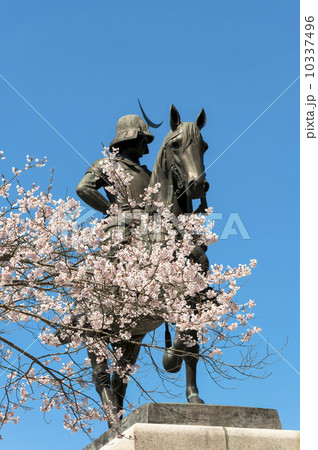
top-left (170, 104), bottom-right (181, 131)
top-left (195, 108), bottom-right (206, 130)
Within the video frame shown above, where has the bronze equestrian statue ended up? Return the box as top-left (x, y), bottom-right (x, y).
top-left (76, 106), bottom-right (210, 420)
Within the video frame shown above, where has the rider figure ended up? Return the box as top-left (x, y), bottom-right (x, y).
top-left (75, 115), bottom-right (155, 416)
top-left (76, 114), bottom-right (154, 214)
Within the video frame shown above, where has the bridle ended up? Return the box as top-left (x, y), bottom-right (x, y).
top-left (170, 162), bottom-right (186, 196)
top-left (165, 138), bottom-right (207, 209)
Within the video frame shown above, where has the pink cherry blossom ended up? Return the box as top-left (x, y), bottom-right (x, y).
top-left (0, 151), bottom-right (266, 439)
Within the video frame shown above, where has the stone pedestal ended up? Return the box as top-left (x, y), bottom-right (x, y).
top-left (83, 403), bottom-right (300, 450)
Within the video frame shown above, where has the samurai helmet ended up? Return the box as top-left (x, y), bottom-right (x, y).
top-left (109, 114), bottom-right (154, 154)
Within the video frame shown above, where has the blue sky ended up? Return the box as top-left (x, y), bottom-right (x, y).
top-left (0, 1), bottom-right (299, 448)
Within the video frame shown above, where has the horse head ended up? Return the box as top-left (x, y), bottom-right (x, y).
top-left (164, 104), bottom-right (209, 200)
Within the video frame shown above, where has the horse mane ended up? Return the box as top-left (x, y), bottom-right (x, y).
top-left (166, 123), bottom-right (202, 148)
top-left (148, 142), bottom-right (174, 207)
top-left (149, 142), bottom-right (167, 189)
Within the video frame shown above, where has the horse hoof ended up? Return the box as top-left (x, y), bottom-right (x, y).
top-left (187, 393), bottom-right (205, 404)
top-left (162, 348), bottom-right (183, 373)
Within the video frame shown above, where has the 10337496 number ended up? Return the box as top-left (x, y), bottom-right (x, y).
top-left (305, 16), bottom-right (315, 78)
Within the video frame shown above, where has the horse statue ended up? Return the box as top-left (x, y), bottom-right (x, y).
top-left (87, 105), bottom-right (210, 422)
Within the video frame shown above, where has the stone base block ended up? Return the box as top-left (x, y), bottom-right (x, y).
top-left (104, 424), bottom-right (300, 450)
top-left (83, 404), bottom-right (299, 450)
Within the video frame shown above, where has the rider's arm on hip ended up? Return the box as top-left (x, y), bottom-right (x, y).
top-left (76, 158), bottom-right (111, 215)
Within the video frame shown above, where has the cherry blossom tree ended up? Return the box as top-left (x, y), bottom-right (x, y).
top-left (0, 149), bottom-right (269, 440)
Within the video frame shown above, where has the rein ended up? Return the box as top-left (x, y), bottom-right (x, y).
top-left (169, 159), bottom-right (207, 213)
